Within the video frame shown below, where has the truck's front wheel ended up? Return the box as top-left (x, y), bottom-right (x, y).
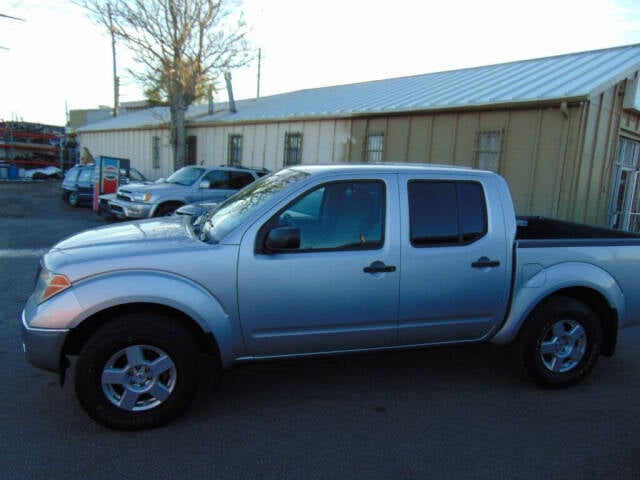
top-left (74, 314), bottom-right (199, 430)
top-left (518, 296), bottom-right (602, 388)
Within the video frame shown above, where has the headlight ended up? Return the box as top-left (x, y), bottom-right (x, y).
top-left (132, 192), bottom-right (152, 202)
top-left (33, 268), bottom-right (71, 304)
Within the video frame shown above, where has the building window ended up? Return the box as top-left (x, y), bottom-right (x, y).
top-left (228, 134), bottom-right (243, 166)
top-left (475, 130), bottom-right (503, 172)
top-left (609, 137), bottom-right (640, 232)
top-left (364, 133), bottom-right (384, 162)
top-left (284, 133), bottom-right (303, 166)
top-left (152, 136), bottom-right (161, 169)
top-left (187, 135), bottom-right (197, 166)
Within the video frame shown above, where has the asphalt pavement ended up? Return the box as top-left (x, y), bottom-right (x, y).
top-left (1, 180), bottom-right (639, 479)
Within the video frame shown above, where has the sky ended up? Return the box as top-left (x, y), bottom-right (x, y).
top-left (1, 0), bottom-right (640, 126)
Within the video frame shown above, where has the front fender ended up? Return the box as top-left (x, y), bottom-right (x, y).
top-left (30, 269), bottom-right (245, 367)
top-left (491, 262), bottom-right (624, 345)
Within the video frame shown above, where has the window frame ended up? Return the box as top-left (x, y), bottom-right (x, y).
top-left (257, 179), bottom-right (387, 254)
top-left (408, 179), bottom-right (488, 248)
top-left (228, 134), bottom-right (243, 166)
top-left (152, 136), bottom-right (161, 170)
top-left (363, 133), bottom-right (384, 163)
top-left (283, 132), bottom-right (303, 166)
top-left (474, 129), bottom-right (504, 172)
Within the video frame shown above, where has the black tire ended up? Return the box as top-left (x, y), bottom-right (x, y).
top-left (68, 191), bottom-right (79, 207)
top-left (74, 314), bottom-right (199, 430)
top-left (518, 296), bottom-right (602, 388)
top-left (154, 203), bottom-right (181, 217)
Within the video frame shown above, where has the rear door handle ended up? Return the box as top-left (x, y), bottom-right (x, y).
top-left (364, 261), bottom-right (396, 274)
top-left (471, 256), bottom-right (500, 268)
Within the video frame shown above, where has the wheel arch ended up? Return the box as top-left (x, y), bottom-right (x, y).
top-left (63, 302), bottom-right (221, 362)
top-left (521, 288), bottom-right (618, 356)
top-left (492, 262), bottom-right (623, 357)
top-left (151, 200), bottom-right (185, 217)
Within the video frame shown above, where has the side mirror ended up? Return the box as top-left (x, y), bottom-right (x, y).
top-left (199, 180), bottom-right (211, 189)
top-left (265, 226), bottom-right (300, 252)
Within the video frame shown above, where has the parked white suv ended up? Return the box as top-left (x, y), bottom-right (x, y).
top-left (102, 165), bottom-right (268, 218)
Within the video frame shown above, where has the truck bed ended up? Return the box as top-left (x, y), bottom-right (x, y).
top-left (516, 216), bottom-right (640, 246)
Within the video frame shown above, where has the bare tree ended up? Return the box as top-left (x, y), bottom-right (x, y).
top-left (75, 0), bottom-right (251, 170)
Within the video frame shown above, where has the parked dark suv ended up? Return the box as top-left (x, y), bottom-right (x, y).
top-left (61, 164), bottom-right (148, 207)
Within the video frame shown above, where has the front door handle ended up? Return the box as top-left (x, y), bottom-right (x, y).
top-left (471, 256), bottom-right (500, 268)
top-left (364, 261), bottom-right (396, 274)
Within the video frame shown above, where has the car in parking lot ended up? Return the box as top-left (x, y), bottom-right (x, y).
top-left (103, 165), bottom-right (269, 218)
top-left (61, 164), bottom-right (148, 207)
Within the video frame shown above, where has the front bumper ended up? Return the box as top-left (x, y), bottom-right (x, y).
top-left (21, 309), bottom-right (69, 373)
top-left (106, 197), bottom-right (154, 219)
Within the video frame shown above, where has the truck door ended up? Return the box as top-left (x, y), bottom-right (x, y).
top-left (237, 175), bottom-right (400, 356)
top-left (397, 175), bottom-right (511, 344)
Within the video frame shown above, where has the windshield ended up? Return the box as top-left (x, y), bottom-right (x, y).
top-left (196, 168), bottom-right (310, 244)
top-left (166, 167), bottom-right (205, 186)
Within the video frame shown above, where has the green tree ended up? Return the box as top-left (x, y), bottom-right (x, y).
top-left (76, 0), bottom-right (250, 170)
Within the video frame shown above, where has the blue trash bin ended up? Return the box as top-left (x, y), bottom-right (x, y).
top-left (8, 165), bottom-right (19, 179)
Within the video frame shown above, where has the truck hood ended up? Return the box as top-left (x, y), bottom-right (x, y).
top-left (54, 217), bottom-right (190, 250)
top-left (118, 181), bottom-right (179, 194)
top-left (45, 216), bottom-right (208, 278)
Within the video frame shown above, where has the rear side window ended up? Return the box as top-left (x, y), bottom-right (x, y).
top-left (230, 171), bottom-right (255, 189)
top-left (408, 180), bottom-right (487, 246)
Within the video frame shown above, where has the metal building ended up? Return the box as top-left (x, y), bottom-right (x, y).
top-left (77, 43), bottom-right (640, 230)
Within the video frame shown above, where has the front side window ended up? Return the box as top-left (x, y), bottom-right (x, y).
top-left (409, 180), bottom-right (486, 246)
top-left (228, 134), bottom-right (243, 166)
top-left (364, 133), bottom-right (384, 162)
top-left (166, 167), bottom-right (205, 186)
top-left (198, 168), bottom-right (311, 244)
top-left (270, 180), bottom-right (385, 251)
top-left (284, 133), bottom-right (303, 166)
top-left (203, 170), bottom-right (230, 189)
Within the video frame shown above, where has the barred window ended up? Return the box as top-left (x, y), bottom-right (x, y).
top-left (152, 136), bottom-right (161, 169)
top-left (228, 134), bottom-right (243, 166)
top-left (475, 130), bottom-right (503, 172)
top-left (284, 133), bottom-right (303, 166)
top-left (364, 133), bottom-right (384, 162)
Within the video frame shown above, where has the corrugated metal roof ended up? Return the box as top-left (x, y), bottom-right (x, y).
top-left (78, 43), bottom-right (640, 132)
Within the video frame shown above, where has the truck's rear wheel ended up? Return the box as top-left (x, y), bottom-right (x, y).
top-left (74, 314), bottom-right (199, 430)
top-left (518, 296), bottom-right (601, 388)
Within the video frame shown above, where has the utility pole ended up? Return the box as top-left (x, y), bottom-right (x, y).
top-left (256, 48), bottom-right (261, 99)
top-left (107, 3), bottom-right (119, 117)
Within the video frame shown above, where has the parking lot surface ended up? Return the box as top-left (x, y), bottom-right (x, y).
top-left (1, 180), bottom-right (639, 479)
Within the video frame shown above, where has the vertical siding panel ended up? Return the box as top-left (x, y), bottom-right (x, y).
top-left (318, 121), bottom-right (336, 163)
top-left (572, 99), bottom-right (602, 222)
top-left (530, 109), bottom-right (566, 216)
top-left (500, 110), bottom-right (536, 214)
top-left (453, 112), bottom-right (478, 167)
top-left (386, 117), bottom-right (410, 161)
top-left (430, 114), bottom-right (457, 164)
top-left (407, 116), bottom-right (429, 162)
top-left (349, 119), bottom-right (367, 162)
top-left (594, 83), bottom-right (623, 225)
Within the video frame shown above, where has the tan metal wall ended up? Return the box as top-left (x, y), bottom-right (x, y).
top-left (189, 119), bottom-right (352, 172)
top-left (348, 107), bottom-right (584, 218)
top-left (78, 128), bottom-right (172, 180)
top-left (79, 79), bottom-right (638, 226)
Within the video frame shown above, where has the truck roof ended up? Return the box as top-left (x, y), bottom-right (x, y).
top-left (289, 162), bottom-right (495, 177)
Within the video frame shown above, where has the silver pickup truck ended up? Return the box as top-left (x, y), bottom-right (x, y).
top-left (21, 164), bottom-right (640, 430)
